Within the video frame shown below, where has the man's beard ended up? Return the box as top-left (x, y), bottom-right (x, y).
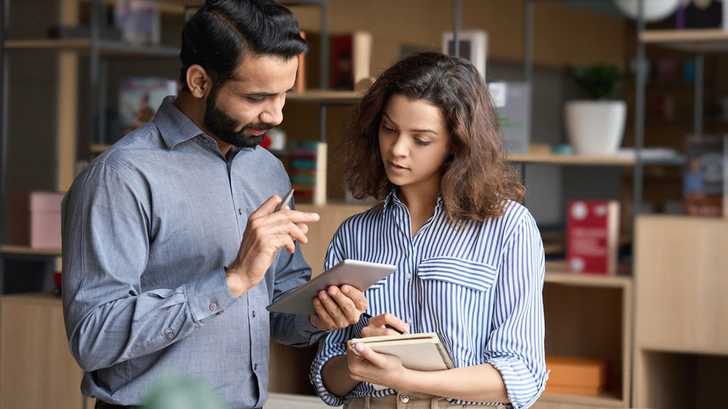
top-left (204, 88), bottom-right (274, 148)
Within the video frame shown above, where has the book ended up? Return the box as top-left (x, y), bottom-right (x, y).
top-left (487, 81), bottom-right (531, 154)
top-left (350, 332), bottom-right (455, 390)
top-left (683, 134), bottom-right (724, 217)
top-left (288, 141), bottom-right (327, 205)
top-left (565, 200), bottom-right (620, 275)
top-left (295, 31), bottom-right (307, 93)
top-left (303, 31), bottom-right (373, 90)
top-left (118, 77), bottom-right (179, 137)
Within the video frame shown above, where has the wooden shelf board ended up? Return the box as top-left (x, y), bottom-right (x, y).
top-left (640, 29), bottom-right (728, 53)
top-left (5, 39), bottom-right (180, 58)
top-left (0, 245), bottom-right (62, 257)
top-left (507, 152), bottom-right (684, 166)
top-left (545, 261), bottom-right (632, 288)
top-left (90, 144), bottom-right (110, 154)
top-left (539, 390), bottom-right (625, 407)
top-left (287, 90), bottom-right (363, 104)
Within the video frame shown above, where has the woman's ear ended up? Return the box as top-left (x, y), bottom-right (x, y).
top-left (185, 64), bottom-right (210, 99)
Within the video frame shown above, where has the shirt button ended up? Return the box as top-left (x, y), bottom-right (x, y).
top-left (399, 393), bottom-right (410, 403)
top-left (209, 302), bottom-right (217, 311)
top-left (252, 310), bottom-right (256, 318)
top-left (166, 332), bottom-right (175, 340)
top-left (254, 363), bottom-right (258, 371)
top-left (406, 273), bottom-right (412, 280)
top-left (238, 208), bottom-right (242, 215)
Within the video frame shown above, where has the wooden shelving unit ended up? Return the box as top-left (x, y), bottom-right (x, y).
top-left (4, 39), bottom-right (180, 57)
top-left (0, 245), bottom-right (62, 257)
top-left (640, 28), bottom-right (728, 53)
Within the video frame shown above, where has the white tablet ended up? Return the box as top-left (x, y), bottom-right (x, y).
top-left (266, 259), bottom-right (397, 316)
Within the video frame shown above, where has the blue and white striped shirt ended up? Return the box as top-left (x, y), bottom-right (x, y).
top-left (310, 191), bottom-right (548, 408)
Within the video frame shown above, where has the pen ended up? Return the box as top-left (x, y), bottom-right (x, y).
top-left (361, 312), bottom-right (405, 334)
top-left (275, 188), bottom-right (295, 212)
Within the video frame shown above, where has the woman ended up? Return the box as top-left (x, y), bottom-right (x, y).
top-left (310, 51), bottom-right (548, 409)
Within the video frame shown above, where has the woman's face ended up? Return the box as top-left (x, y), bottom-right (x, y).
top-left (378, 94), bottom-right (451, 194)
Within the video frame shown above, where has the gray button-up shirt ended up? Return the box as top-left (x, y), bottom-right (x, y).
top-left (61, 96), bottom-right (324, 408)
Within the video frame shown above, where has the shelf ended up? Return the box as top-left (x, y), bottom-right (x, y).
top-left (544, 261), bottom-right (632, 289)
top-left (640, 29), bottom-right (728, 53)
top-left (506, 152), bottom-right (685, 166)
top-left (4, 39), bottom-right (180, 58)
top-left (287, 90), bottom-right (363, 104)
top-left (0, 245), bottom-right (62, 257)
top-left (539, 391), bottom-right (625, 408)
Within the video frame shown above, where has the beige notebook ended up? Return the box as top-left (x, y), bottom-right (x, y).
top-left (350, 332), bottom-right (455, 372)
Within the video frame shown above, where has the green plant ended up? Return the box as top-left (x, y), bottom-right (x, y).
top-left (567, 64), bottom-right (627, 100)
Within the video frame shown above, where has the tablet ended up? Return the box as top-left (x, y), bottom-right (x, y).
top-left (266, 259), bottom-right (397, 315)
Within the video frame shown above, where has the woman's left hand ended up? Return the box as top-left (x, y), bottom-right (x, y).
top-left (346, 340), bottom-right (409, 390)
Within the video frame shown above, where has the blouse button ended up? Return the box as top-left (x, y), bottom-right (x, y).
top-left (406, 273), bottom-right (412, 280)
top-left (209, 302), bottom-right (217, 311)
top-left (252, 310), bottom-right (256, 318)
top-left (166, 332), bottom-right (175, 340)
top-left (399, 393), bottom-right (410, 403)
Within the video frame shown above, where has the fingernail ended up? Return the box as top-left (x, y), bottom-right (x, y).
top-left (328, 287), bottom-right (338, 296)
top-left (403, 324), bottom-right (410, 334)
top-left (341, 286), bottom-right (350, 294)
top-left (320, 293), bottom-right (328, 301)
top-left (314, 299), bottom-right (321, 306)
top-left (355, 343), bottom-right (364, 353)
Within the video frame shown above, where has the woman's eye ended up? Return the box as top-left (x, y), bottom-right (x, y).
top-left (415, 139), bottom-right (431, 146)
top-left (381, 125), bottom-right (395, 133)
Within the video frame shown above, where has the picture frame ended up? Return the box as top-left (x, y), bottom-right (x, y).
top-left (441, 29), bottom-right (488, 79)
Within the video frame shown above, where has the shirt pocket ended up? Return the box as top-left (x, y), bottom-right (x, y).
top-left (417, 256), bottom-right (497, 292)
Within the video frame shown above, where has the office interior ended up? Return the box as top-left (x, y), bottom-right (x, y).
top-left (0, 1), bottom-right (726, 408)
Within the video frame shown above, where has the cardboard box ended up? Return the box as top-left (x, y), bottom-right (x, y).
top-left (545, 356), bottom-right (608, 396)
top-left (9, 191), bottom-right (64, 249)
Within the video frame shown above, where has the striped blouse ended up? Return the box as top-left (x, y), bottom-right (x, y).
top-left (310, 190), bottom-right (548, 409)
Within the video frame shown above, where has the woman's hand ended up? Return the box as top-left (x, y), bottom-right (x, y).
top-left (361, 313), bottom-right (409, 337)
top-left (346, 340), bottom-right (409, 391)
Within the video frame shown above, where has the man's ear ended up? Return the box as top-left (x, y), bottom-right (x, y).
top-left (186, 64), bottom-right (210, 99)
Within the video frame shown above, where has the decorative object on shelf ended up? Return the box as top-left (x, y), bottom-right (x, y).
top-left (613, 0), bottom-right (680, 22)
top-left (565, 64), bottom-right (628, 155)
top-left (8, 191), bottom-right (65, 249)
top-left (114, 0), bottom-right (161, 46)
top-left (442, 30), bottom-right (488, 80)
top-left (683, 134), bottom-right (725, 217)
top-left (544, 355), bottom-right (608, 396)
top-left (47, 25), bottom-right (122, 41)
top-left (266, 128), bottom-right (288, 151)
top-left (566, 200), bottom-right (621, 275)
top-left (118, 77), bottom-right (179, 139)
top-left (487, 81), bottom-right (531, 154)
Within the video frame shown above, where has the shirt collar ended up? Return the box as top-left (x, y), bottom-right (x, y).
top-left (382, 188), bottom-right (445, 213)
top-left (153, 96), bottom-right (205, 150)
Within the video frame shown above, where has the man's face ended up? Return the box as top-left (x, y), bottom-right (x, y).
top-left (202, 53), bottom-right (298, 148)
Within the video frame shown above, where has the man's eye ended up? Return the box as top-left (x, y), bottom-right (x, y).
top-left (247, 97), bottom-right (264, 103)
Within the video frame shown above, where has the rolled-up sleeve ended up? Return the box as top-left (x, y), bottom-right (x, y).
top-left (483, 213), bottom-right (548, 408)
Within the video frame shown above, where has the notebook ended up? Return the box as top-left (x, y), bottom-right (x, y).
top-left (350, 332), bottom-right (455, 390)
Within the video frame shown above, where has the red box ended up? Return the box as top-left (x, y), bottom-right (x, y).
top-left (9, 191), bottom-right (64, 248)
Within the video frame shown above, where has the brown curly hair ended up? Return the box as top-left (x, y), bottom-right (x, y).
top-left (334, 51), bottom-right (525, 222)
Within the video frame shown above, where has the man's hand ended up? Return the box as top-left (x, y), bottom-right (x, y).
top-left (226, 195), bottom-right (319, 297)
top-left (309, 285), bottom-right (367, 330)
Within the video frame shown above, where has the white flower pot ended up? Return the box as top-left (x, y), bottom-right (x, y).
top-left (565, 100), bottom-right (627, 155)
top-left (613, 0), bottom-right (680, 23)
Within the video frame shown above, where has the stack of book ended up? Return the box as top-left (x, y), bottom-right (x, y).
top-left (288, 141), bottom-right (327, 205)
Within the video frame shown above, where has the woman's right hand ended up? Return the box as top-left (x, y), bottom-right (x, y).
top-left (361, 313), bottom-right (409, 337)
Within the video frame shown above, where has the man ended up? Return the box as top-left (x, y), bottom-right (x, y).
top-left (61, 1), bottom-right (366, 408)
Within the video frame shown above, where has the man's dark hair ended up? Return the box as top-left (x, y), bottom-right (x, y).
top-left (179, 0), bottom-right (308, 89)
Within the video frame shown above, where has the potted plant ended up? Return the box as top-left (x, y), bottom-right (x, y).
top-left (564, 64), bottom-right (628, 155)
